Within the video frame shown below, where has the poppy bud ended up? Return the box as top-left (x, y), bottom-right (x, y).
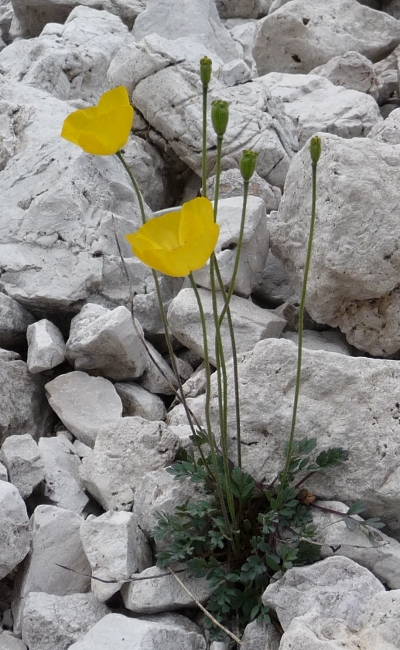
top-left (310, 136), bottom-right (321, 165)
top-left (200, 57), bottom-right (212, 88)
top-left (240, 150), bottom-right (258, 182)
top-left (211, 100), bottom-right (229, 138)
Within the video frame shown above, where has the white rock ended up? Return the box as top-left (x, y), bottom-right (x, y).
top-left (358, 590), bottom-right (400, 648)
top-left (0, 460), bottom-right (7, 480)
top-left (253, 0), bottom-right (400, 75)
top-left (192, 196), bottom-right (269, 297)
top-left (0, 481), bottom-right (31, 580)
top-left (281, 329), bottom-right (351, 355)
top-left (311, 500), bottom-right (400, 589)
top-left (0, 293), bottom-right (35, 349)
top-left (278, 615), bottom-right (357, 650)
top-left (270, 132), bottom-right (400, 355)
top-left (121, 565), bottom-right (213, 614)
top-left (131, 275), bottom-right (184, 342)
top-left (79, 417), bottom-right (179, 511)
top-left (368, 104), bottom-right (400, 143)
top-left (12, 505), bottom-right (91, 633)
top-left (0, 7), bottom-right (130, 103)
top-left (262, 556), bottom-right (384, 631)
top-left (67, 612), bottom-right (206, 650)
top-left (216, 0), bottom-right (271, 17)
top-left (26, 319), bottom-right (66, 374)
top-left (310, 51), bottom-right (378, 98)
top-left (11, 0), bottom-right (144, 37)
top-left (241, 620), bottom-right (280, 650)
top-left (168, 288), bottom-right (286, 365)
top-left (133, 0), bottom-right (239, 63)
top-left (45, 371), bottom-right (123, 447)
top-left (257, 73), bottom-right (381, 146)
top-left (206, 169), bottom-right (281, 213)
top-left (115, 382), bottom-right (167, 421)
top-left (253, 250), bottom-right (298, 306)
top-left (38, 434), bottom-right (89, 514)
top-left (225, 19), bottom-right (258, 75)
top-left (0, 632), bottom-right (27, 650)
top-left (208, 338), bottom-right (400, 537)
top-left (1, 434), bottom-right (45, 498)
top-left (66, 304), bottom-right (147, 381)
top-left (0, 355), bottom-right (52, 445)
top-left (138, 341), bottom-right (178, 396)
top-left (80, 511), bottom-right (152, 601)
top-left (21, 592), bottom-right (110, 650)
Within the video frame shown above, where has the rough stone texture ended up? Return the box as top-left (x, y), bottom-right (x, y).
top-left (257, 73), bottom-right (382, 146)
top-left (27, 319), bottom-right (66, 374)
top-left (383, 0), bottom-right (400, 19)
top-left (21, 592), bottom-right (110, 650)
top-left (80, 511), bottom-right (152, 601)
top-left (270, 132), bottom-right (400, 356)
top-left (262, 556), bottom-right (384, 631)
top-left (137, 341), bottom-right (178, 396)
top-left (209, 338), bottom-right (400, 537)
top-left (312, 501), bottom-right (400, 589)
top-left (0, 356), bottom-right (52, 445)
top-left (0, 632), bottom-right (27, 650)
top-left (45, 371), bottom-right (123, 447)
top-left (1, 434), bottom-right (45, 498)
top-left (368, 103), bottom-right (400, 142)
top-left (10, 0), bottom-right (145, 37)
top-left (281, 329), bottom-right (351, 355)
top-left (38, 434), bottom-right (89, 514)
top-left (216, 0), bottom-right (271, 17)
top-left (253, 250), bottom-right (298, 306)
top-left (357, 590), bottom-right (400, 648)
top-left (310, 50), bottom-right (378, 98)
top-left (373, 44), bottom-right (400, 106)
top-left (0, 459), bottom-right (7, 480)
top-left (192, 196), bottom-right (269, 297)
top-left (67, 612), bottom-right (206, 650)
top-left (225, 19), bottom-right (258, 76)
top-left (0, 481), bottom-right (31, 580)
top-left (241, 620), bottom-right (281, 650)
top-left (11, 505), bottom-right (91, 633)
top-left (0, 293), bottom-right (35, 349)
top-left (79, 417), bottom-right (179, 511)
top-left (206, 169), bottom-right (281, 212)
top-left (115, 382), bottom-right (167, 421)
top-left (65, 304), bottom-right (147, 381)
top-left (0, 7), bottom-right (130, 103)
top-left (121, 565), bottom-right (213, 614)
top-left (253, 0), bottom-right (400, 75)
top-left (133, 0), bottom-right (239, 63)
top-left (108, 33), bottom-right (298, 188)
top-left (0, 76), bottom-right (152, 315)
top-left (168, 288), bottom-right (286, 365)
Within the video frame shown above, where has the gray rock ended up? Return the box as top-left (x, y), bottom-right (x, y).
top-left (133, 0), bottom-right (239, 63)
top-left (67, 612), bottom-right (206, 650)
top-left (79, 417), bottom-right (179, 511)
top-left (241, 620), bottom-right (280, 650)
top-left (0, 356), bottom-right (52, 445)
top-left (0, 481), bottom-right (31, 580)
top-left (138, 341), bottom-right (178, 396)
top-left (310, 51), bottom-right (378, 98)
top-left (281, 329), bottom-right (351, 355)
top-left (0, 460), bottom-right (7, 480)
top-left (12, 505), bottom-right (91, 633)
top-left (383, 0), bottom-right (400, 19)
top-left (225, 19), bottom-right (258, 76)
top-left (252, 250), bottom-right (298, 306)
top-left (270, 132), bottom-right (400, 355)
top-left (115, 382), bottom-right (167, 421)
top-left (216, 0), bottom-right (271, 17)
top-left (0, 293), bottom-right (35, 349)
top-left (262, 556), bottom-right (384, 631)
top-left (192, 196), bottom-right (269, 297)
top-left (1, 434), bottom-right (45, 498)
top-left (357, 589), bottom-right (400, 648)
top-left (168, 288), bottom-right (286, 365)
top-left (80, 511), bottom-right (152, 601)
top-left (257, 73), bottom-right (381, 146)
top-left (121, 565), bottom-right (213, 614)
top-left (0, 6), bottom-right (130, 103)
top-left (0, 0), bottom-right (13, 44)
top-left (373, 45), bottom-right (400, 106)
top-left (66, 304), bottom-right (147, 381)
top-left (206, 169), bottom-right (281, 213)
top-left (0, 632), bottom-right (27, 650)
top-left (21, 592), bottom-right (110, 650)
top-left (253, 0), bottom-right (400, 75)
top-left (27, 319), bottom-right (66, 374)
top-left (38, 434), bottom-right (89, 514)
top-left (45, 371), bottom-right (123, 447)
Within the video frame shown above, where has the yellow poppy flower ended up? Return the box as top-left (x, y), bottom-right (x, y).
top-left (126, 198), bottom-right (219, 277)
top-left (61, 86), bottom-right (134, 156)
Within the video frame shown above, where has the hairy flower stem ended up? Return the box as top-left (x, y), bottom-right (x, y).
top-left (280, 142), bottom-right (320, 489)
top-left (189, 273), bottom-right (236, 549)
top-left (213, 136), bottom-right (223, 222)
top-left (202, 86), bottom-right (208, 198)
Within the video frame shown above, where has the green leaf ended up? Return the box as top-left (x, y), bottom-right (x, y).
top-left (265, 553), bottom-right (281, 572)
top-left (347, 501), bottom-right (367, 516)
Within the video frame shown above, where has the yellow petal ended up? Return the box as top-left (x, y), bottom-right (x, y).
top-left (129, 212), bottom-right (181, 252)
top-left (179, 197), bottom-right (215, 245)
top-left (97, 86), bottom-right (131, 114)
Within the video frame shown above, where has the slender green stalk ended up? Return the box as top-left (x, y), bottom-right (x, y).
top-left (280, 138), bottom-right (321, 488)
top-left (116, 151), bottom-right (147, 225)
top-left (202, 85), bottom-right (208, 198)
top-left (213, 136), bottom-right (223, 223)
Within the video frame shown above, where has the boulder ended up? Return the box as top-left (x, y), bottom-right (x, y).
top-left (27, 319), bottom-right (66, 374)
top-left (0, 293), bottom-right (35, 349)
top-left (0, 481), bottom-right (31, 580)
top-left (310, 51), bottom-right (378, 98)
top-left (115, 382), bottom-right (167, 421)
top-left (216, 0), bottom-right (271, 18)
top-left (1, 434), bottom-right (45, 498)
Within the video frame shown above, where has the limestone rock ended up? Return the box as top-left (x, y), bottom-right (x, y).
top-left (137, 341), bottom-right (178, 396)
top-left (216, 0), bottom-right (271, 18)
top-left (168, 288), bottom-right (286, 365)
top-left (21, 592), bottom-right (110, 650)
top-left (206, 169), bottom-right (281, 213)
top-left (262, 556), bottom-right (384, 631)
top-left (253, 0), bottom-right (400, 75)
top-left (383, 0), bottom-right (400, 19)
top-left (0, 632), bottom-right (27, 650)
top-left (252, 250), bottom-right (298, 306)
top-left (257, 73), bottom-right (382, 145)
top-left (80, 511), bottom-right (152, 601)
top-left (310, 51), bottom-right (378, 98)
top-left (27, 319), bottom-right (66, 374)
top-left (269, 132), bottom-right (400, 355)
top-left (192, 196), bottom-right (269, 297)
top-left (0, 481), bottom-right (31, 580)
top-left (79, 417), bottom-right (179, 511)
top-left (357, 590), bottom-right (400, 649)
top-left (45, 371), bottom-right (123, 447)
top-left (1, 434), bottom-right (45, 498)
top-left (241, 620), bottom-right (280, 650)
top-left (0, 293), bottom-right (35, 349)
top-left (65, 304), bottom-right (147, 381)
top-left (115, 382), bottom-right (167, 421)
top-left (281, 329), bottom-right (351, 355)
